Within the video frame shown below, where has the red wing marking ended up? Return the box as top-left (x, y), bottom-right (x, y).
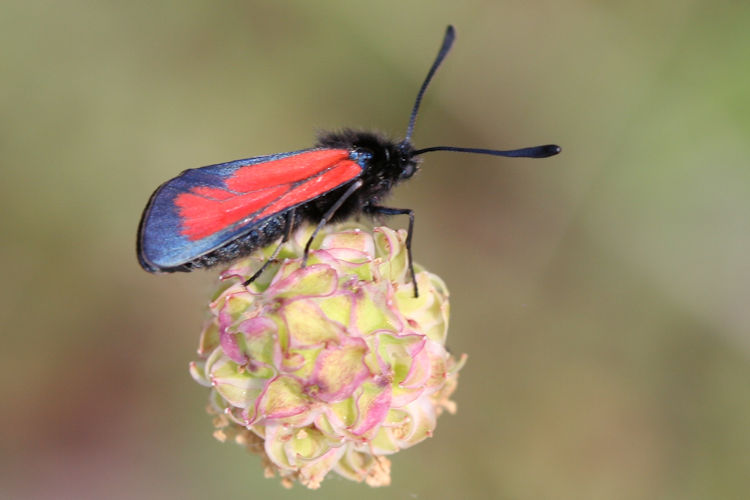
top-left (176, 185), bottom-right (290, 240)
top-left (256, 160), bottom-right (362, 220)
top-left (227, 150), bottom-right (350, 192)
top-left (173, 151), bottom-right (362, 242)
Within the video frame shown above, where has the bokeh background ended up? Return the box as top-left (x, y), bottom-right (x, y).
top-left (3, 1), bottom-right (749, 499)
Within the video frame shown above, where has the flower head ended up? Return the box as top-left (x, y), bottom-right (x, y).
top-left (190, 225), bottom-right (464, 488)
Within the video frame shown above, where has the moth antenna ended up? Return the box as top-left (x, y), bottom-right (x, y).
top-left (404, 25), bottom-right (456, 143)
top-left (412, 144), bottom-right (562, 158)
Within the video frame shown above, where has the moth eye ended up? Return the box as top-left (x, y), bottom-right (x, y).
top-left (401, 163), bottom-right (416, 179)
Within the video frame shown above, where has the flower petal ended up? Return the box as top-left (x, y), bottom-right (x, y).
top-left (206, 351), bottom-right (266, 410)
top-left (310, 338), bottom-right (370, 402)
top-left (350, 381), bottom-right (392, 437)
top-left (267, 264), bottom-right (338, 300)
top-left (281, 299), bottom-right (344, 346)
top-left (257, 375), bottom-right (311, 421)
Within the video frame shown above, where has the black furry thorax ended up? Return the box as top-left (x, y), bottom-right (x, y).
top-left (316, 129), bottom-right (420, 185)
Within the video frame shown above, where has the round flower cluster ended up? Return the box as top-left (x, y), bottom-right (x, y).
top-left (190, 225), bottom-right (464, 488)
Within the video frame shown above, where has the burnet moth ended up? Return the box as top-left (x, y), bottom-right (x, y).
top-left (137, 25), bottom-right (560, 297)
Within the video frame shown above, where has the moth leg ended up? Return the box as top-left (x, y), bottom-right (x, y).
top-left (367, 205), bottom-right (418, 298)
top-left (243, 208), bottom-right (296, 287)
top-left (303, 179), bottom-right (364, 266)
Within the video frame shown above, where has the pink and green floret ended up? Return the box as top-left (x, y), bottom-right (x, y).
top-left (190, 225), bottom-right (464, 488)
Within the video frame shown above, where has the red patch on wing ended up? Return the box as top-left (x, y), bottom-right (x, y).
top-left (174, 150), bottom-right (362, 241)
top-left (176, 185), bottom-right (290, 240)
top-left (227, 150), bottom-right (350, 192)
top-left (256, 160), bottom-right (362, 220)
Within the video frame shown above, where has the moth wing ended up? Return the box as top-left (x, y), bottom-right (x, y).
top-left (137, 148), bottom-right (362, 271)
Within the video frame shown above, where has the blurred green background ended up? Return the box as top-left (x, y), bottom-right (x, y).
top-left (2, 1), bottom-right (749, 499)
